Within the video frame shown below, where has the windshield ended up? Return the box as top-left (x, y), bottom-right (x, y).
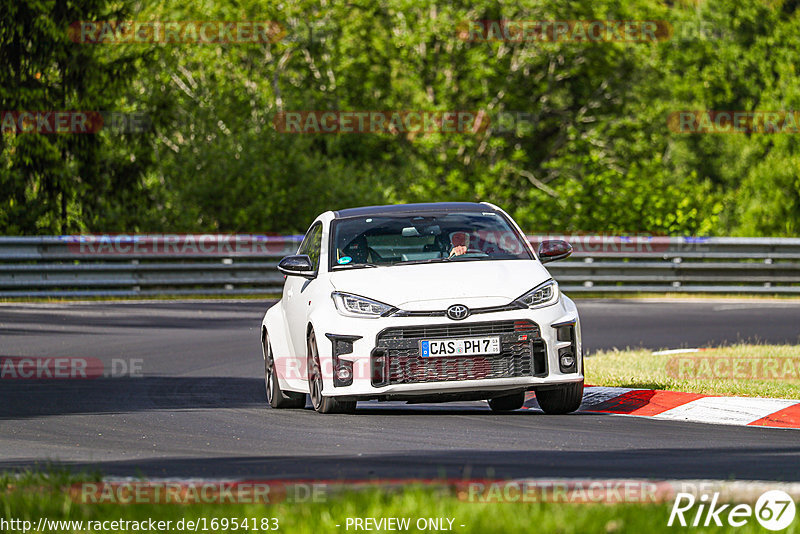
top-left (329, 211), bottom-right (532, 269)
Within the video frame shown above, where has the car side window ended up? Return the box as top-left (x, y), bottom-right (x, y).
top-left (298, 223), bottom-right (323, 272)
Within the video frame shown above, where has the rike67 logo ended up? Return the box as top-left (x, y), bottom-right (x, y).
top-left (669, 490), bottom-right (796, 530)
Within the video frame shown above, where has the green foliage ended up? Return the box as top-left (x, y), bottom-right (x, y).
top-left (2, 0), bottom-right (800, 235)
top-left (0, 0), bottom-right (160, 233)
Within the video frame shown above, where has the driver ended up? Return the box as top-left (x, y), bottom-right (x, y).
top-left (449, 231), bottom-right (470, 257)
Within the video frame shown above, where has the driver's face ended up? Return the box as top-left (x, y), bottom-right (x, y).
top-left (450, 231), bottom-right (470, 257)
top-left (451, 231), bottom-right (469, 247)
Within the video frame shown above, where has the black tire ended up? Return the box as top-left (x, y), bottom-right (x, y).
top-left (535, 381), bottom-right (584, 414)
top-left (307, 330), bottom-right (357, 414)
top-left (488, 392), bottom-right (525, 412)
top-left (264, 334), bottom-right (305, 409)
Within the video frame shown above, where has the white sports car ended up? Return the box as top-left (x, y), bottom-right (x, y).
top-left (260, 202), bottom-right (583, 414)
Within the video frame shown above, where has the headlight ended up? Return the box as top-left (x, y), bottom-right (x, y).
top-left (331, 292), bottom-right (394, 318)
top-left (515, 279), bottom-right (559, 309)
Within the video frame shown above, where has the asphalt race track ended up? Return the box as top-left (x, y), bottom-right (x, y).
top-left (1, 299), bottom-right (799, 481)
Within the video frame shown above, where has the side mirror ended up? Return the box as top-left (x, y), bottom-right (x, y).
top-left (277, 254), bottom-right (315, 278)
top-left (537, 240), bottom-right (572, 264)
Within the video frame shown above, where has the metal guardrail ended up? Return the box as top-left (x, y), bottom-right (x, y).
top-left (1, 235), bottom-right (799, 297)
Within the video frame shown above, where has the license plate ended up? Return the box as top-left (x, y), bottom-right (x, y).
top-left (419, 336), bottom-right (501, 357)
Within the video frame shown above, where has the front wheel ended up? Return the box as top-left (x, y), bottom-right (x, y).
top-left (535, 381), bottom-right (584, 414)
top-left (264, 335), bottom-right (305, 409)
top-left (307, 330), bottom-right (356, 414)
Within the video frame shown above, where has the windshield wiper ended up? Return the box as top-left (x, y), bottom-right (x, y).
top-left (395, 255), bottom-right (490, 265)
top-left (334, 262), bottom-right (380, 269)
top-left (446, 254), bottom-right (488, 261)
top-left (391, 258), bottom-right (451, 266)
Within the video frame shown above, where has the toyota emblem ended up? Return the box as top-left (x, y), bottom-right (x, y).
top-left (446, 304), bottom-right (470, 320)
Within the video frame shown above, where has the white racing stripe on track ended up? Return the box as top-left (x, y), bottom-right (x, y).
top-left (651, 348), bottom-right (701, 356)
top-left (654, 396), bottom-right (800, 425)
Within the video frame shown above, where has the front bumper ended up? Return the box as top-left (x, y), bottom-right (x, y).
top-left (312, 294), bottom-right (583, 399)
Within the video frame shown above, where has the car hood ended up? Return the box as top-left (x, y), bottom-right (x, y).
top-left (328, 260), bottom-right (551, 310)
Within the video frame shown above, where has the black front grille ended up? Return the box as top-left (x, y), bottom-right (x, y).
top-left (372, 320), bottom-right (547, 386)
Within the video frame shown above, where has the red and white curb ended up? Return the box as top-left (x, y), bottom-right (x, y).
top-left (525, 387), bottom-right (800, 429)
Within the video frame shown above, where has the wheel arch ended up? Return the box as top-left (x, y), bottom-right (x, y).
top-left (306, 322), bottom-right (315, 343)
top-left (261, 303), bottom-right (295, 380)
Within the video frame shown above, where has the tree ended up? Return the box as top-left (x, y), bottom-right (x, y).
top-left (0, 0), bottom-right (157, 234)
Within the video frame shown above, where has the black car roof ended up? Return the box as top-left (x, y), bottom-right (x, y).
top-left (333, 202), bottom-right (492, 219)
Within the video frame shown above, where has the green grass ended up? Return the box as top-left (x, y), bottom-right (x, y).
top-left (2, 471), bottom-right (793, 534)
top-left (586, 344), bottom-right (800, 399)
